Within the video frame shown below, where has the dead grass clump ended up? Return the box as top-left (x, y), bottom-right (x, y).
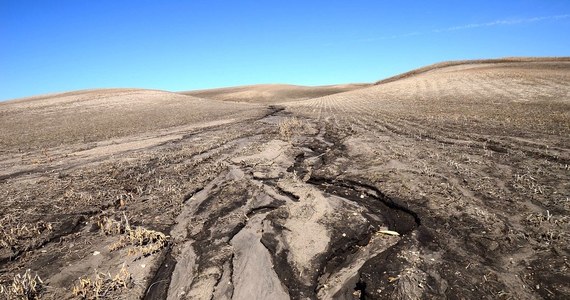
top-left (0, 269), bottom-right (44, 299)
top-left (525, 211), bottom-right (570, 226)
top-left (72, 264), bottom-right (132, 299)
top-left (0, 217), bottom-right (53, 250)
top-left (279, 117), bottom-right (309, 141)
top-left (524, 211), bottom-right (570, 245)
top-left (97, 216), bottom-right (126, 236)
top-left (97, 215), bottom-right (168, 258)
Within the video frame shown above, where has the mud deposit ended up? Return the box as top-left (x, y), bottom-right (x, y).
top-left (1, 59), bottom-right (569, 299)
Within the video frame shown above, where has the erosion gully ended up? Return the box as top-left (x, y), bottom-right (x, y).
top-left (142, 109), bottom-right (421, 300)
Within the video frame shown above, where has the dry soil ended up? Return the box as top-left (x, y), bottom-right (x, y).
top-left (0, 58), bottom-right (569, 300)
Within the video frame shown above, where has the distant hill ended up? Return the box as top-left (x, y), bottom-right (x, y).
top-left (374, 57), bottom-right (570, 85)
top-left (0, 88), bottom-right (264, 151)
top-left (180, 83), bottom-right (370, 104)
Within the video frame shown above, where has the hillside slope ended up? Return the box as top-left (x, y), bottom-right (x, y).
top-left (285, 58), bottom-right (570, 299)
top-left (0, 88), bottom-right (266, 151)
top-left (374, 56), bottom-right (570, 85)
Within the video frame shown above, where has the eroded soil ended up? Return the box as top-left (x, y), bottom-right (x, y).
top-left (1, 59), bottom-right (569, 299)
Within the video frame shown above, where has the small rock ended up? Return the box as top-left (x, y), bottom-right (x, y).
top-left (93, 251), bottom-right (100, 256)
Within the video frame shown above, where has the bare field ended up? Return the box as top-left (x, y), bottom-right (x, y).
top-left (0, 89), bottom-right (266, 152)
top-left (181, 83), bottom-right (370, 104)
top-left (1, 58), bottom-right (569, 299)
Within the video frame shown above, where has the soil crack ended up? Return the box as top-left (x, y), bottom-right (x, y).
top-left (143, 246), bottom-right (176, 300)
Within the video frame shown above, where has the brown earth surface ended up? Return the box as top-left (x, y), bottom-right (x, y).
top-left (0, 58), bottom-right (569, 300)
top-left (181, 84), bottom-right (370, 104)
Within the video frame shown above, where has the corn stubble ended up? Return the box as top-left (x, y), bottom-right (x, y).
top-left (97, 214), bottom-right (169, 257)
top-left (0, 270), bottom-right (44, 300)
top-left (71, 264), bottom-right (132, 299)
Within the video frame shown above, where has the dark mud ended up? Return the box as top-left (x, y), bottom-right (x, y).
top-left (307, 177), bottom-right (420, 234)
top-left (143, 248), bottom-right (176, 300)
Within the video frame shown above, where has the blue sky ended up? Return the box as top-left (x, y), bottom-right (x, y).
top-left (1, 0), bottom-right (569, 101)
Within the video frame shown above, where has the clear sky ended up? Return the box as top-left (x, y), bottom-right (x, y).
top-left (1, 0), bottom-right (569, 101)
